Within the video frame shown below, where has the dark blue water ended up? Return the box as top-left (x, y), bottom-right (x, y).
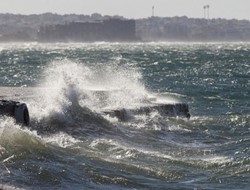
top-left (0, 42), bottom-right (249, 190)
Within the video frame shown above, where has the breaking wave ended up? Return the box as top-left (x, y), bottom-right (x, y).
top-left (24, 59), bottom-right (180, 136)
top-left (1, 43), bottom-right (248, 190)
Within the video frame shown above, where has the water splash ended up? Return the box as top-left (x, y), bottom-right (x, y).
top-left (28, 59), bottom-right (153, 122)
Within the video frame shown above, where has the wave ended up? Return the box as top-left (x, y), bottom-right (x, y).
top-left (22, 59), bottom-right (184, 135)
top-left (0, 59), bottom-right (185, 159)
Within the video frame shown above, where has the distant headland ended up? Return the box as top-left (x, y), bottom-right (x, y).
top-left (1, 13), bottom-right (250, 42)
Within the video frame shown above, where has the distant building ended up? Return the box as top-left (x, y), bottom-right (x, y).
top-left (37, 19), bottom-right (139, 42)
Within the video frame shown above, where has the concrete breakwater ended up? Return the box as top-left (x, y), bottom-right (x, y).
top-left (0, 87), bottom-right (190, 125)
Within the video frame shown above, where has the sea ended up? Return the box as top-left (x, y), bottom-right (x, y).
top-left (0, 42), bottom-right (249, 190)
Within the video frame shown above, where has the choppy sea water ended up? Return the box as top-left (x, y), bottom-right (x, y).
top-left (0, 42), bottom-right (249, 190)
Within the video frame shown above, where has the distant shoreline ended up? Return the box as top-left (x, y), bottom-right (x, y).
top-left (0, 13), bottom-right (250, 42)
top-left (1, 40), bottom-right (250, 44)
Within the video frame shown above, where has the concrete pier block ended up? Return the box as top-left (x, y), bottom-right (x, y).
top-left (0, 100), bottom-right (30, 125)
top-left (103, 103), bottom-right (190, 121)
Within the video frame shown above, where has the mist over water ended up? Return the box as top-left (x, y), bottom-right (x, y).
top-left (0, 42), bottom-right (249, 190)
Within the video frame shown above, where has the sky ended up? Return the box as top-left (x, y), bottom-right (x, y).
top-left (0, 0), bottom-right (250, 20)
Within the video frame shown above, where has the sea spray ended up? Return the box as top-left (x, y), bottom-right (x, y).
top-left (0, 43), bottom-right (248, 189)
top-left (28, 59), bottom-right (153, 122)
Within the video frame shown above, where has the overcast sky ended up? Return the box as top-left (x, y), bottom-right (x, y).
top-left (0, 0), bottom-right (250, 20)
